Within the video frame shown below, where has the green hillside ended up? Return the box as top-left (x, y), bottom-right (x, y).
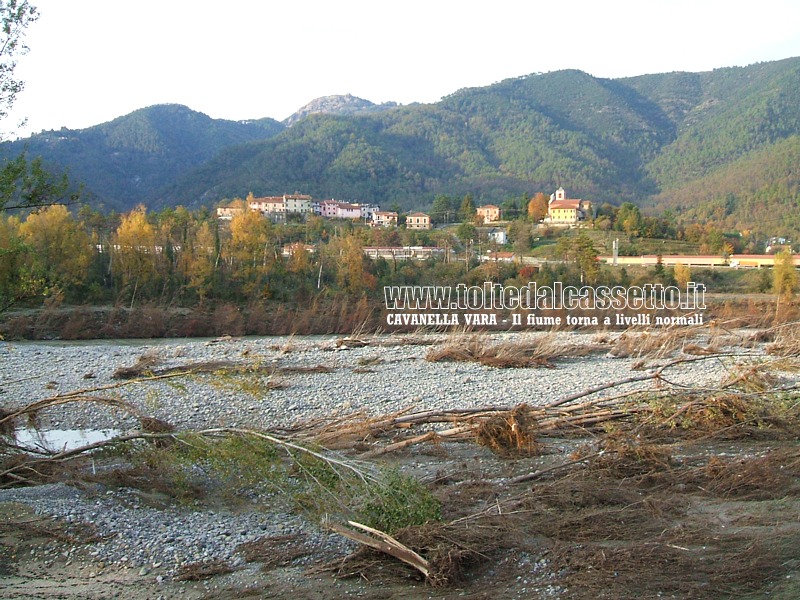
top-left (0, 104), bottom-right (284, 211)
top-left (164, 58), bottom-right (800, 235)
top-left (4, 58), bottom-right (800, 237)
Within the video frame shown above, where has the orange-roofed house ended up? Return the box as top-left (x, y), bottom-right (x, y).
top-left (477, 204), bottom-right (501, 223)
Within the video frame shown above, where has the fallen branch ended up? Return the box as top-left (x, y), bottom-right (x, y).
top-left (324, 519), bottom-right (430, 580)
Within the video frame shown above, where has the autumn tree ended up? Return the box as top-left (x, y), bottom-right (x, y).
top-left (19, 205), bottom-right (91, 299)
top-left (673, 263), bottom-right (691, 289)
top-left (527, 192), bottom-right (549, 222)
top-left (772, 250), bottom-right (798, 302)
top-left (0, 2), bottom-right (81, 315)
top-left (615, 203), bottom-right (642, 236)
top-left (224, 209), bottom-right (275, 299)
top-left (184, 220), bottom-right (218, 305)
top-left (329, 232), bottom-right (372, 295)
top-left (112, 206), bottom-right (157, 306)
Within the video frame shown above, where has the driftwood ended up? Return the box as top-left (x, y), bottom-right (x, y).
top-left (294, 353), bottom-right (774, 459)
top-left (324, 519), bottom-right (430, 580)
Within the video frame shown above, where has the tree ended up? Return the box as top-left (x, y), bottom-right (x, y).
top-left (556, 232), bottom-right (599, 283)
top-left (456, 222), bottom-right (477, 244)
top-left (337, 233), bottom-right (368, 295)
top-left (429, 194), bottom-right (453, 225)
top-left (112, 206), bottom-right (157, 306)
top-left (19, 204), bottom-right (92, 296)
top-left (507, 219), bottom-right (531, 254)
top-left (772, 250), bottom-right (798, 302)
top-left (0, 2), bottom-right (81, 316)
top-left (458, 194), bottom-right (476, 223)
top-left (0, 212), bottom-right (31, 312)
top-left (0, 1), bottom-right (38, 128)
top-left (0, 3), bottom-right (78, 213)
top-left (674, 263), bottom-right (691, 288)
top-left (527, 192), bottom-right (549, 222)
top-left (616, 203), bottom-right (642, 236)
top-left (184, 220), bottom-right (218, 305)
top-left (225, 209), bottom-right (275, 299)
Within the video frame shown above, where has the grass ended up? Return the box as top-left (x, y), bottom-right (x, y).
top-left (425, 331), bottom-right (599, 368)
top-left (86, 431), bottom-right (442, 535)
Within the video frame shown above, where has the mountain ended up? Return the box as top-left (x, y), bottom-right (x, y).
top-left (163, 58), bottom-right (800, 229)
top-left (0, 104), bottom-right (285, 211)
top-left (283, 94), bottom-right (398, 126)
top-left (4, 58), bottom-right (800, 237)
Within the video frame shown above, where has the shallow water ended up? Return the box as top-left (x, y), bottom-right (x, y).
top-left (13, 427), bottom-right (122, 452)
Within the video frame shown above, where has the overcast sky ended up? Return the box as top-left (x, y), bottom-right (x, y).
top-left (6, 0), bottom-right (800, 138)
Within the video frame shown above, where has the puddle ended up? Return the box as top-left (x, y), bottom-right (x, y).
top-left (13, 428), bottom-right (122, 452)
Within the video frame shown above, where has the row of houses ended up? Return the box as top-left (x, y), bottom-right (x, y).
top-left (217, 195), bottom-right (407, 228)
top-left (219, 187), bottom-right (591, 229)
top-left (281, 242), bottom-right (450, 261)
top-left (217, 194), bottom-right (512, 230)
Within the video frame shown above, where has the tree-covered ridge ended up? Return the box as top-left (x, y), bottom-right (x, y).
top-left (0, 104), bottom-right (285, 211)
top-left (647, 135), bottom-right (800, 235)
top-left (638, 60), bottom-right (800, 190)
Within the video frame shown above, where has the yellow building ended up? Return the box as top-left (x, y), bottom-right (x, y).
top-left (546, 187), bottom-right (592, 225)
top-left (406, 212), bottom-right (431, 230)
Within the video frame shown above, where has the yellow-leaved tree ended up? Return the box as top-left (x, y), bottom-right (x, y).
top-left (772, 249), bottom-right (798, 305)
top-left (112, 205), bottom-right (157, 307)
top-left (184, 220), bottom-right (218, 305)
top-left (224, 209), bottom-right (275, 299)
top-left (19, 204), bottom-right (92, 300)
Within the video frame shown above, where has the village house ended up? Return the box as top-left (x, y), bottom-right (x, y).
top-left (487, 228), bottom-right (508, 245)
top-left (476, 204), bottom-right (502, 223)
top-left (363, 246), bottom-right (449, 261)
top-left (216, 205), bottom-right (244, 220)
top-left (545, 187), bottom-right (592, 225)
top-left (482, 250), bottom-right (516, 263)
top-left (249, 196), bottom-right (286, 215)
top-left (281, 242), bottom-right (316, 258)
top-left (284, 194), bottom-right (313, 214)
top-left (217, 194), bottom-right (383, 226)
top-left (406, 212), bottom-right (431, 230)
top-left (316, 199), bottom-right (380, 221)
top-left (358, 203), bottom-right (380, 221)
top-left (318, 199), bottom-right (340, 218)
top-left (372, 211), bottom-right (399, 227)
top-left (335, 202), bottom-right (362, 220)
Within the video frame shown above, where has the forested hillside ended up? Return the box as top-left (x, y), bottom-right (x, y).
top-left (3, 58), bottom-right (800, 236)
top-left (162, 58), bottom-right (800, 237)
top-left (0, 104), bottom-right (284, 211)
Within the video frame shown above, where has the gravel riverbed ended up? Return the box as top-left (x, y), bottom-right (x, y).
top-left (0, 330), bottom-right (771, 584)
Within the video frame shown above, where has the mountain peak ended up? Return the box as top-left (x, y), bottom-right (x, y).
top-left (283, 94), bottom-right (397, 126)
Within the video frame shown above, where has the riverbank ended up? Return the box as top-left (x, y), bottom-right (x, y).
top-left (1, 328), bottom-right (799, 598)
top-left (0, 294), bottom-right (793, 340)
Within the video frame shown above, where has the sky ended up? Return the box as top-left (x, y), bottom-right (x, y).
top-left (5, 0), bottom-right (800, 138)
